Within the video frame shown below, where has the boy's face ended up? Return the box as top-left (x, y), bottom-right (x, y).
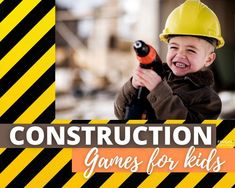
top-left (166, 36), bottom-right (216, 76)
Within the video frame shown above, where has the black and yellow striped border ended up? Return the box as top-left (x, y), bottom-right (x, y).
top-left (0, 0), bottom-right (55, 124)
top-left (0, 1), bottom-right (234, 187)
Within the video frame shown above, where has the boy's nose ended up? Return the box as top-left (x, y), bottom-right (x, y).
top-left (176, 50), bottom-right (186, 59)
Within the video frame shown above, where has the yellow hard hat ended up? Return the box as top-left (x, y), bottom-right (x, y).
top-left (159, 0), bottom-right (225, 48)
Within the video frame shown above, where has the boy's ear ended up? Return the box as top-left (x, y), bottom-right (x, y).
top-left (205, 52), bottom-right (216, 67)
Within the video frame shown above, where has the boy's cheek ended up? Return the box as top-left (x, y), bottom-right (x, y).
top-left (166, 61), bottom-right (172, 68)
top-left (166, 53), bottom-right (173, 64)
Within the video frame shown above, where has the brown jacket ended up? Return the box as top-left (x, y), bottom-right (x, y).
top-left (114, 64), bottom-right (221, 122)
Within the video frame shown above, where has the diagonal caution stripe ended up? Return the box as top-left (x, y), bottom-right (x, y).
top-left (202, 120), bottom-right (222, 126)
top-left (213, 173), bottom-right (235, 188)
top-left (6, 149), bottom-right (62, 187)
top-left (0, 148), bottom-right (6, 155)
top-left (175, 173), bottom-right (207, 188)
top-left (15, 83), bottom-right (55, 123)
top-left (164, 120), bottom-right (185, 124)
top-left (119, 173), bottom-right (149, 187)
top-left (0, 148), bottom-right (43, 187)
top-left (100, 173), bottom-right (132, 188)
top-left (0, 64), bottom-right (55, 123)
top-left (89, 120), bottom-right (110, 124)
top-left (0, 0), bottom-right (21, 23)
top-left (0, 0), bottom-right (54, 59)
top-left (52, 120), bottom-right (72, 124)
top-left (0, 149), bottom-right (24, 173)
top-left (158, 173), bottom-right (189, 187)
top-left (62, 172), bottom-right (89, 188)
top-left (33, 102), bottom-right (55, 123)
top-left (0, 27), bottom-right (55, 98)
top-left (0, 45), bottom-right (55, 117)
top-left (194, 173), bottom-right (226, 187)
top-left (44, 160), bottom-right (74, 187)
top-left (25, 148), bottom-right (72, 188)
top-left (0, 7), bottom-right (55, 79)
top-left (0, 0), bottom-right (40, 40)
top-left (138, 173), bottom-right (170, 188)
top-left (217, 128), bottom-right (235, 148)
top-left (126, 120), bottom-right (147, 124)
top-left (81, 173), bottom-right (113, 188)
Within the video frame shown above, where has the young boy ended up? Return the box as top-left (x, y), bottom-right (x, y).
top-left (114, 0), bottom-right (224, 121)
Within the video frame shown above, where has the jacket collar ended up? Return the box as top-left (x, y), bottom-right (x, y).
top-left (163, 63), bottom-right (214, 87)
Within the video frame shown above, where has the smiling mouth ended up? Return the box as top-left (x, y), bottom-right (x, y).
top-left (173, 62), bottom-right (189, 68)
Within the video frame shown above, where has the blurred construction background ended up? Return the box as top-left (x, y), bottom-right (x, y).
top-left (55, 0), bottom-right (235, 120)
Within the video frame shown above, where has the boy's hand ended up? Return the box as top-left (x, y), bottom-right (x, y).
top-left (132, 66), bottom-right (162, 91)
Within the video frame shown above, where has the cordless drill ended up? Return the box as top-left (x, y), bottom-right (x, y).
top-left (133, 40), bottom-right (163, 99)
top-left (124, 40), bottom-right (164, 120)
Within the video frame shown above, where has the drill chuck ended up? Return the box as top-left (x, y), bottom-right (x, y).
top-left (133, 40), bottom-right (149, 57)
top-left (133, 40), bottom-right (159, 66)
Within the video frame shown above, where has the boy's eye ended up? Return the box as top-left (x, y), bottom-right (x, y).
top-left (170, 46), bottom-right (177, 49)
top-left (187, 49), bottom-right (196, 53)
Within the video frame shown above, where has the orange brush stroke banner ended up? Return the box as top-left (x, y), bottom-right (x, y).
top-left (72, 147), bottom-right (235, 173)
